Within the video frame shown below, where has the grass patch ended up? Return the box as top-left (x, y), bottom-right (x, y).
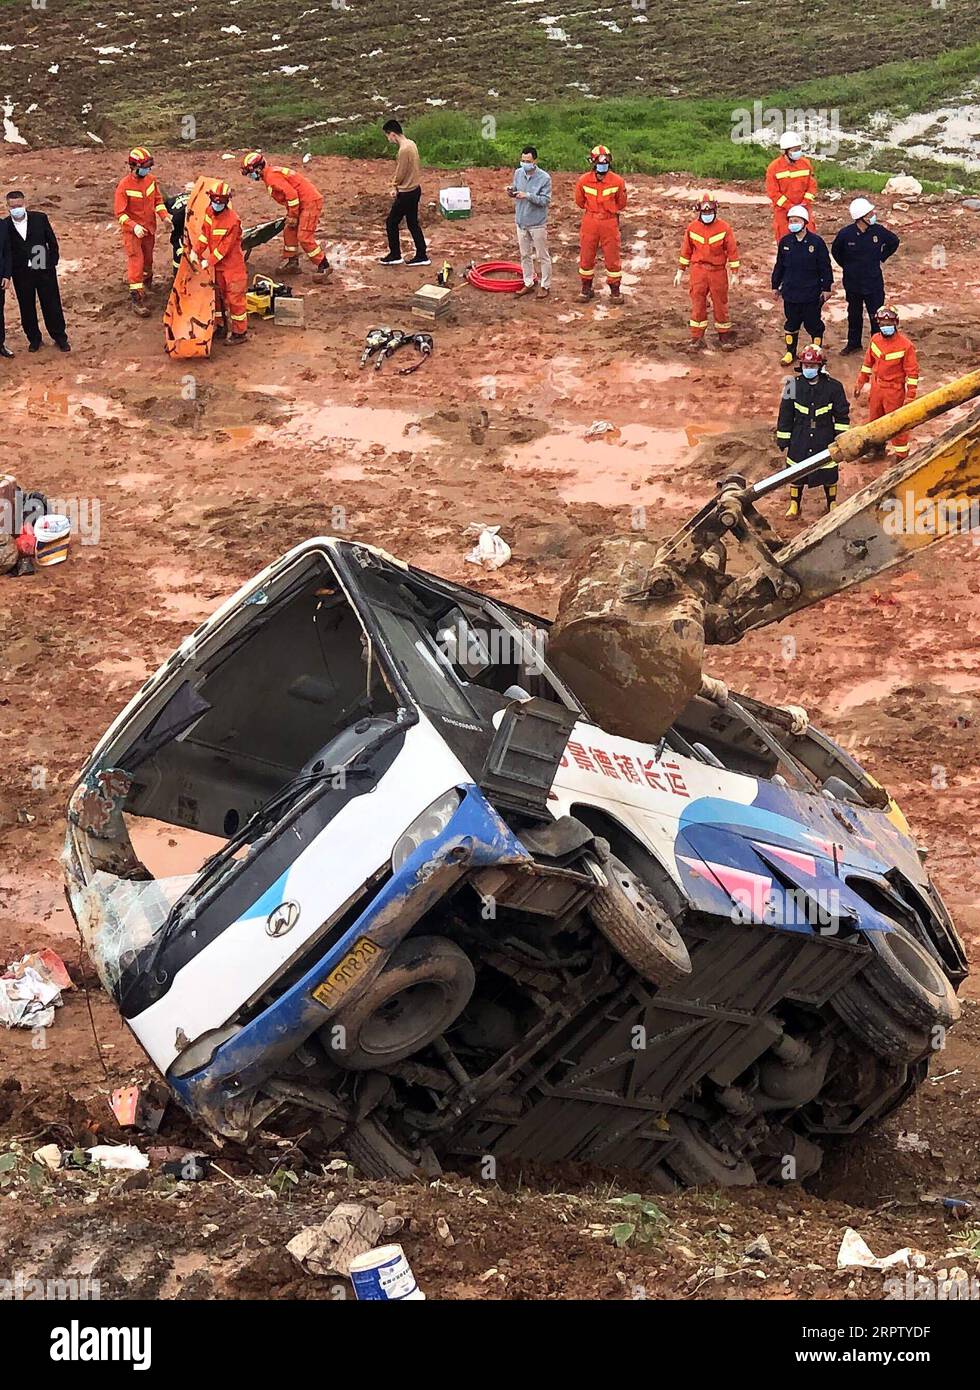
top-left (298, 45), bottom-right (980, 192)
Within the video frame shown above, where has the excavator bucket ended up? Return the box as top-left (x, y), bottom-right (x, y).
top-left (551, 370), bottom-right (980, 742)
top-left (163, 177), bottom-right (220, 360)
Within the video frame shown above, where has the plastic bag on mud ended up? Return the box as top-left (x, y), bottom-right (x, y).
top-left (464, 523), bottom-right (511, 570)
top-left (74, 871), bottom-right (197, 992)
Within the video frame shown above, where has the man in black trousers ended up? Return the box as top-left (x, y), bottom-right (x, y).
top-left (0, 190), bottom-right (70, 354)
top-left (831, 196), bottom-right (900, 356)
top-left (0, 223), bottom-right (11, 358)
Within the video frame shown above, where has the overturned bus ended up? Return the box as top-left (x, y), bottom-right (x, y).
top-left (64, 539), bottom-right (966, 1184)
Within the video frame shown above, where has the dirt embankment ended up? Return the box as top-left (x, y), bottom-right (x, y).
top-left (0, 150), bottom-right (977, 1299)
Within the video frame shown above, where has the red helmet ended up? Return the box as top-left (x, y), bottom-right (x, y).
top-left (800, 345), bottom-right (826, 368)
top-left (876, 305), bottom-right (900, 327)
top-left (589, 144), bottom-right (612, 164)
top-left (241, 150), bottom-right (265, 175)
top-left (211, 181), bottom-right (232, 202)
top-left (128, 147), bottom-right (153, 168)
top-left (696, 192), bottom-right (719, 215)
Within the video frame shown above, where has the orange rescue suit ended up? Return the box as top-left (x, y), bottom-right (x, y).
top-left (765, 155), bottom-right (818, 241)
top-left (575, 170), bottom-right (627, 283)
top-left (855, 329), bottom-right (919, 456)
top-left (196, 204), bottom-right (248, 336)
top-left (113, 171), bottom-right (169, 291)
top-left (679, 217), bottom-right (739, 339)
top-left (261, 165), bottom-right (326, 264)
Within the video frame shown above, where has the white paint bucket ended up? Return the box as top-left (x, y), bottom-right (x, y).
top-left (34, 514), bottom-right (71, 567)
top-left (348, 1244), bottom-right (424, 1301)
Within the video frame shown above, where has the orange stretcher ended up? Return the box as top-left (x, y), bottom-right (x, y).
top-left (163, 177), bottom-right (221, 359)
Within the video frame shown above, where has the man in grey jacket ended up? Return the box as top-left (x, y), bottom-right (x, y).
top-left (509, 146), bottom-right (552, 299)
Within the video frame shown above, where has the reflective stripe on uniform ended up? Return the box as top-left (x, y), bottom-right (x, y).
top-left (689, 319), bottom-right (709, 328)
top-left (885, 349), bottom-right (906, 360)
top-left (679, 256), bottom-right (690, 266)
top-left (776, 431), bottom-right (792, 440)
top-left (834, 422), bottom-right (849, 431)
top-left (708, 232), bottom-right (726, 244)
top-left (690, 232), bottom-right (705, 244)
top-left (815, 403), bottom-right (832, 415)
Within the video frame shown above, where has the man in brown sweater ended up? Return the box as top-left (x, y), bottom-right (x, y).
top-left (380, 119), bottom-right (430, 266)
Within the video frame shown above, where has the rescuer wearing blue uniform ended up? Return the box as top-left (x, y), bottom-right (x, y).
top-left (771, 202), bottom-right (833, 365)
top-left (831, 196), bottom-right (900, 355)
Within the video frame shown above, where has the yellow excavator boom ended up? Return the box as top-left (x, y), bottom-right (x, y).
top-left (549, 369), bottom-right (980, 742)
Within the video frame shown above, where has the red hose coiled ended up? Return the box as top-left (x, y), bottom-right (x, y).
top-left (465, 261), bottom-right (527, 292)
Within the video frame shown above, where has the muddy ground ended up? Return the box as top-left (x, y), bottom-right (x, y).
top-left (0, 150), bottom-right (978, 1299)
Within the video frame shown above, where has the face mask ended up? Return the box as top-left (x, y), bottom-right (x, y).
top-left (249, 170), bottom-right (261, 181)
top-left (210, 201), bottom-right (226, 214)
top-left (786, 150), bottom-right (801, 161)
top-left (700, 212), bottom-right (716, 224)
top-left (10, 206), bottom-right (26, 220)
top-left (802, 366), bottom-right (819, 380)
top-left (868, 213), bottom-right (877, 225)
top-left (788, 221), bottom-right (804, 233)
top-left (880, 324), bottom-right (896, 337)
top-left (521, 162), bottom-right (536, 173)
top-left (135, 165), bottom-right (150, 178)
top-left (595, 162), bottom-right (609, 174)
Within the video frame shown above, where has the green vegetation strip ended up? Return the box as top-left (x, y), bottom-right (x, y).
top-left (301, 46), bottom-right (980, 192)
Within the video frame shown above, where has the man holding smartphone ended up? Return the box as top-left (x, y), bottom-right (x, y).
top-left (508, 146), bottom-right (552, 300)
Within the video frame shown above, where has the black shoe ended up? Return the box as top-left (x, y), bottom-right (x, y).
top-left (0, 345), bottom-right (12, 359)
top-left (28, 341), bottom-right (41, 353)
top-left (55, 338), bottom-right (71, 353)
top-left (405, 255), bottom-right (431, 267)
top-left (840, 343), bottom-right (862, 355)
top-left (378, 253), bottom-right (404, 265)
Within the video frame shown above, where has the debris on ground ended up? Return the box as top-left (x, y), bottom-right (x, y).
top-left (836, 1226), bottom-right (925, 1271)
top-left (0, 949), bottom-right (72, 1028)
top-left (744, 1234), bottom-right (773, 1260)
top-left (286, 1201), bottom-right (385, 1277)
top-left (348, 1243), bottom-right (424, 1301)
top-left (464, 522), bottom-right (511, 569)
top-left (584, 419), bottom-right (618, 438)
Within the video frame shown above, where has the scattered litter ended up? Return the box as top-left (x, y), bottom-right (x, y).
top-left (287, 1202), bottom-right (385, 1277)
top-left (744, 1234), bottom-right (773, 1260)
top-left (896, 1130), bottom-right (931, 1154)
top-left (943, 1197), bottom-right (974, 1221)
top-left (348, 1243), bottom-right (424, 1300)
top-left (585, 419), bottom-right (618, 438)
top-left (0, 949), bottom-right (72, 1029)
top-left (883, 175), bottom-right (923, 198)
top-left (435, 1217), bottom-right (455, 1247)
top-left (85, 1145), bottom-right (149, 1172)
top-left (836, 1226), bottom-right (925, 1271)
top-left (32, 1144), bottom-right (63, 1172)
top-left (464, 523), bottom-right (511, 570)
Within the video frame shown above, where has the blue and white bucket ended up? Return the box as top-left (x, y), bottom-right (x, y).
top-left (348, 1244), bottom-right (424, 1301)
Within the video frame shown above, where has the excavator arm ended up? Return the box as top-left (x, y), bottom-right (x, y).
top-left (549, 370), bottom-right (980, 742)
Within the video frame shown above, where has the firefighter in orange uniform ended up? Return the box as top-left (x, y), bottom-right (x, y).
top-left (853, 306), bottom-right (919, 457)
top-left (113, 147), bottom-right (172, 317)
top-left (191, 182), bottom-right (249, 345)
top-left (574, 145), bottom-right (628, 303)
top-left (240, 150), bottom-right (331, 276)
top-left (674, 193), bottom-right (739, 351)
top-left (765, 131), bottom-right (818, 242)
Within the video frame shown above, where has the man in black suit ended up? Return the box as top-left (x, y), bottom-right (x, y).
top-left (0, 217), bottom-right (11, 357)
top-left (1, 191), bottom-right (70, 353)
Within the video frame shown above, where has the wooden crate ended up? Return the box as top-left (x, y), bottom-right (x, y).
top-left (411, 284), bottom-right (453, 320)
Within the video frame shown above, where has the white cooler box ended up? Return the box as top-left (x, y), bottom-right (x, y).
top-left (439, 186), bottom-right (472, 220)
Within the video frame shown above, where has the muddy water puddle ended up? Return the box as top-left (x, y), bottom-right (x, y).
top-left (503, 423), bottom-right (696, 506)
top-left (8, 385), bottom-right (126, 424)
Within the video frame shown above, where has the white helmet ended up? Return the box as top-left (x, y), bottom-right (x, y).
top-left (787, 204), bottom-right (810, 223)
top-left (779, 131), bottom-right (803, 152)
top-left (849, 196), bottom-right (875, 221)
